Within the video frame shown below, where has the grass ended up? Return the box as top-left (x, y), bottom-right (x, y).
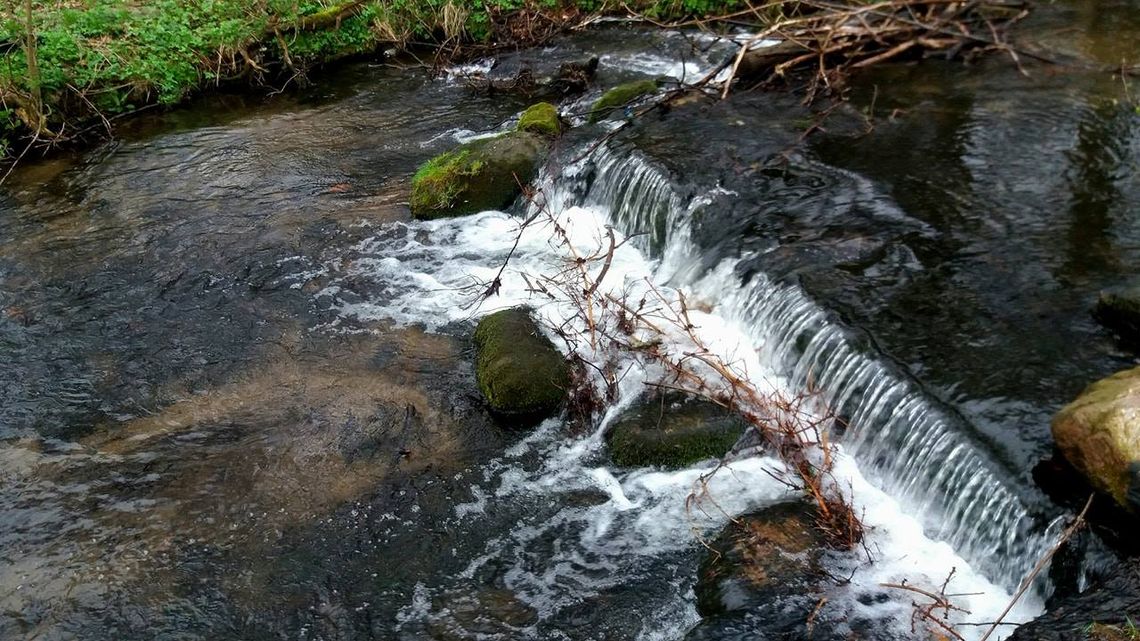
top-left (0, 0), bottom-right (751, 159)
top-left (1087, 618), bottom-right (1140, 641)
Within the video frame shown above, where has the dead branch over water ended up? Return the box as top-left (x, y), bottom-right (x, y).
top-left (701, 0), bottom-right (1035, 101)
top-left (467, 188), bottom-right (866, 549)
top-left (465, 186), bottom-right (1101, 636)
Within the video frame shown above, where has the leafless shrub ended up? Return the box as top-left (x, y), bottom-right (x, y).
top-left (466, 186), bottom-right (865, 548)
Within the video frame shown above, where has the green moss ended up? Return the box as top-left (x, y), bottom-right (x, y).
top-left (516, 102), bottom-right (561, 136)
top-left (588, 80), bottom-right (658, 123)
top-left (605, 394), bottom-right (746, 468)
top-left (410, 131), bottom-right (545, 219)
top-left (474, 308), bottom-right (571, 419)
top-left (409, 149), bottom-right (478, 214)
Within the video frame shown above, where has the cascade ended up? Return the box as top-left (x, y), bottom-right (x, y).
top-left (571, 143), bottom-right (1056, 593)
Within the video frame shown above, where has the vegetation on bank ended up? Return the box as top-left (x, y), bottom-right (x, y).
top-left (0, 0), bottom-right (745, 159)
top-left (1087, 619), bottom-right (1140, 641)
top-left (2, 0), bottom-right (1038, 160)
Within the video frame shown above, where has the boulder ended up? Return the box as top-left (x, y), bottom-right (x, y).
top-left (460, 56), bottom-right (597, 98)
top-left (605, 393), bottom-right (747, 468)
top-left (694, 501), bottom-right (826, 618)
top-left (552, 57), bottom-right (599, 96)
top-left (473, 308), bottom-right (571, 420)
top-left (588, 80), bottom-right (658, 123)
top-left (1052, 366), bottom-right (1140, 512)
top-left (1094, 282), bottom-right (1140, 345)
top-left (1008, 559), bottom-right (1140, 641)
top-left (410, 131), bottom-right (544, 219)
top-left (516, 102), bottom-right (561, 137)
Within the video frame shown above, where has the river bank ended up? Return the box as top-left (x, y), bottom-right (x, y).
top-left (2, 0), bottom-right (1037, 162)
top-left (1, 0), bottom-right (712, 159)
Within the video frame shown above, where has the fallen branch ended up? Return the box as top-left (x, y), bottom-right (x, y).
top-left (978, 494), bottom-right (1095, 641)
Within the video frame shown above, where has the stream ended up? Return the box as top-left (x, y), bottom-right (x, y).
top-left (1, 2), bottom-right (1138, 639)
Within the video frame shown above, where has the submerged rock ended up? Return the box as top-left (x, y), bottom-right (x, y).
top-left (1052, 366), bottom-right (1140, 513)
top-left (1094, 282), bottom-right (1140, 345)
top-left (421, 587), bottom-right (539, 639)
top-left (588, 80), bottom-right (658, 123)
top-left (516, 102), bottom-right (561, 137)
top-left (604, 392), bottom-right (747, 468)
top-left (694, 501), bottom-right (826, 618)
top-left (409, 131), bottom-right (544, 219)
top-left (552, 57), bottom-right (599, 95)
top-left (473, 308), bottom-right (571, 420)
top-left (462, 56), bottom-right (598, 99)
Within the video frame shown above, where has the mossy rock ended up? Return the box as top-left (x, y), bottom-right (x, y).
top-left (516, 102), bottom-right (561, 137)
top-left (605, 392), bottom-right (746, 468)
top-left (1052, 366), bottom-right (1140, 513)
top-left (1094, 282), bottom-right (1140, 346)
top-left (410, 131), bottom-right (544, 220)
top-left (694, 501), bottom-right (826, 618)
top-left (474, 308), bottom-right (571, 420)
top-left (588, 80), bottom-right (658, 123)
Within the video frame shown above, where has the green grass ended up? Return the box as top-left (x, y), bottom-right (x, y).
top-left (0, 0), bottom-right (751, 157)
top-left (1086, 618), bottom-right (1140, 641)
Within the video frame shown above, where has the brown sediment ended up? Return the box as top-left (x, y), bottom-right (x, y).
top-left (0, 326), bottom-right (479, 618)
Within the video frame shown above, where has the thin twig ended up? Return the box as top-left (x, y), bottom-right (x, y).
top-left (978, 494), bottom-right (1095, 641)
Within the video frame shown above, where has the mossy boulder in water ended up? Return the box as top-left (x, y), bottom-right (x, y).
top-left (1094, 282), bottom-right (1140, 346)
top-left (516, 102), bottom-right (561, 137)
top-left (410, 131), bottom-right (544, 220)
top-left (474, 308), bottom-right (571, 420)
top-left (1052, 366), bottom-right (1140, 513)
top-left (588, 80), bottom-right (658, 123)
top-left (605, 393), bottom-right (746, 468)
top-left (694, 501), bottom-right (826, 618)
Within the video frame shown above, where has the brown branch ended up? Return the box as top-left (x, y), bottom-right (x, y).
top-left (978, 494), bottom-right (1095, 641)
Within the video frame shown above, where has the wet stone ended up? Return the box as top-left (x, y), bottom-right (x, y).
top-left (1051, 366), bottom-right (1140, 513)
top-left (588, 80), bottom-right (658, 123)
top-left (473, 308), bottom-right (571, 421)
top-left (605, 392), bottom-right (747, 469)
top-left (1094, 281), bottom-right (1140, 347)
top-left (1009, 558), bottom-right (1140, 641)
top-left (694, 500), bottom-right (826, 618)
top-left (409, 132), bottom-right (545, 220)
top-left (516, 102), bottom-right (562, 137)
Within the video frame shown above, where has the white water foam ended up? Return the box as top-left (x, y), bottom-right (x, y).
top-left (323, 183), bottom-right (1043, 638)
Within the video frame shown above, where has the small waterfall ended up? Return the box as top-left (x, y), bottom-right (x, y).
top-left (732, 276), bottom-right (1054, 589)
top-left (571, 144), bottom-right (1056, 593)
top-left (586, 145), bottom-right (681, 256)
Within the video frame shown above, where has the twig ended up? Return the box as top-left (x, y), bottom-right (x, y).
top-left (978, 494), bottom-right (1095, 641)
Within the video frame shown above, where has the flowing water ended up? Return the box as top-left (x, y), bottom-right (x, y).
top-left (1, 4), bottom-right (1139, 640)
